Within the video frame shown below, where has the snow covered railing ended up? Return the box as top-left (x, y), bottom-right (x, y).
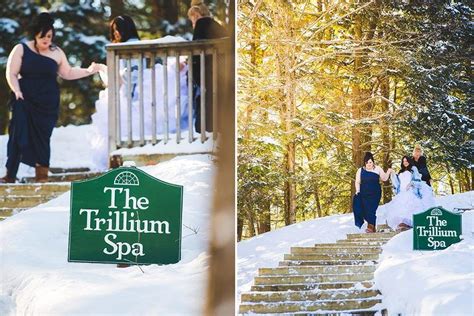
top-left (105, 38), bottom-right (231, 153)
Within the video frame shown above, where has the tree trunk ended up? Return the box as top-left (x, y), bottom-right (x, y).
top-left (284, 142), bottom-right (297, 225)
top-left (237, 217), bottom-right (243, 242)
top-left (350, 14), bottom-right (363, 202)
top-left (471, 169), bottom-right (474, 191)
top-left (446, 164), bottom-right (455, 195)
top-left (110, 0), bottom-right (125, 18)
top-left (380, 76), bottom-right (392, 203)
top-left (257, 200), bottom-right (271, 234)
top-left (247, 211), bottom-right (256, 237)
top-left (463, 169), bottom-right (471, 191)
top-left (151, 0), bottom-right (179, 24)
top-left (314, 181), bottom-right (323, 218)
top-left (275, 2), bottom-right (297, 226)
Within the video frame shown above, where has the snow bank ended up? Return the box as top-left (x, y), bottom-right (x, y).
top-left (0, 154), bottom-right (215, 315)
top-left (375, 191), bottom-right (474, 316)
top-left (238, 191), bottom-right (474, 311)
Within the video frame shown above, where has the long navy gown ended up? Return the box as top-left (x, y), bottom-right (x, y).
top-left (5, 43), bottom-right (60, 178)
top-left (353, 168), bottom-right (382, 228)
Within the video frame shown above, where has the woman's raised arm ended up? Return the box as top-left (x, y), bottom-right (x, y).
top-left (57, 48), bottom-right (96, 80)
top-left (378, 166), bottom-right (393, 182)
top-left (6, 44), bottom-right (24, 100)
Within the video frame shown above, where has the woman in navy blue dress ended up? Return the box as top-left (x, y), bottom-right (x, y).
top-left (353, 152), bottom-right (392, 233)
top-left (1, 13), bottom-right (97, 183)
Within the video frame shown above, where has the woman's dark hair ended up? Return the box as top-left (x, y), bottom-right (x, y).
top-left (110, 15), bottom-right (140, 43)
top-left (29, 12), bottom-right (56, 51)
top-left (363, 152), bottom-right (375, 166)
top-left (399, 155), bottom-right (413, 174)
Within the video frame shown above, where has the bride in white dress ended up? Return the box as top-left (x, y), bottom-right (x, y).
top-left (87, 16), bottom-right (191, 169)
top-left (385, 156), bottom-right (436, 231)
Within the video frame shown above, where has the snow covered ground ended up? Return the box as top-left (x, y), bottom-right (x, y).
top-left (0, 154), bottom-right (215, 315)
top-left (375, 192), bottom-right (474, 316)
top-left (237, 191), bottom-right (474, 315)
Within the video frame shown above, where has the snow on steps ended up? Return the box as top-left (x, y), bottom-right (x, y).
top-left (0, 167), bottom-right (99, 220)
top-left (239, 224), bottom-right (395, 315)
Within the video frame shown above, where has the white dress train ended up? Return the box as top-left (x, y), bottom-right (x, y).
top-left (385, 170), bottom-right (436, 229)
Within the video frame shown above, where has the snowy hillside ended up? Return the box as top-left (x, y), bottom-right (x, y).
top-left (237, 191), bottom-right (474, 315)
top-left (0, 154), bottom-right (215, 315)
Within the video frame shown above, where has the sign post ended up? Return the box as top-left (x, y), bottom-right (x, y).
top-left (68, 166), bottom-right (183, 265)
top-left (413, 207), bottom-right (462, 251)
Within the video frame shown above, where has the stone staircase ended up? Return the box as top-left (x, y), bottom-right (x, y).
top-left (0, 168), bottom-right (103, 221)
top-left (239, 226), bottom-right (396, 315)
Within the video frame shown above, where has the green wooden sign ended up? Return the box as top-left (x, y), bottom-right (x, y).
top-left (413, 207), bottom-right (462, 251)
top-left (68, 166), bottom-right (183, 265)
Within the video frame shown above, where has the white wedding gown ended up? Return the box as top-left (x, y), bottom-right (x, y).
top-left (89, 36), bottom-right (191, 169)
top-left (385, 170), bottom-right (436, 229)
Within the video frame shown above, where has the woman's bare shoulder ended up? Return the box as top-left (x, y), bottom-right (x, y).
top-left (11, 43), bottom-right (25, 54)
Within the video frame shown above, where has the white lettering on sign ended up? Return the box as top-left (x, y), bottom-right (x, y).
top-left (103, 187), bottom-right (123, 208)
top-left (79, 185), bottom-right (171, 261)
top-left (427, 237), bottom-right (446, 250)
top-left (103, 233), bottom-right (144, 260)
top-left (79, 209), bottom-right (99, 231)
top-left (427, 215), bottom-right (447, 227)
top-left (416, 214), bottom-right (459, 249)
top-left (103, 187), bottom-right (149, 210)
top-left (79, 209), bottom-right (171, 234)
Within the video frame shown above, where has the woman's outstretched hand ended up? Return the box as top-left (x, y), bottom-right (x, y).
top-left (88, 62), bottom-right (107, 74)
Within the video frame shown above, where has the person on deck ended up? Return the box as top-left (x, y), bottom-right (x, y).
top-left (353, 152), bottom-right (392, 233)
top-left (188, 1), bottom-right (227, 133)
top-left (412, 144), bottom-right (432, 186)
top-left (1, 12), bottom-right (97, 183)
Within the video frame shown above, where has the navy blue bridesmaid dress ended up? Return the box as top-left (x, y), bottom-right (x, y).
top-left (5, 42), bottom-right (60, 178)
top-left (353, 168), bottom-right (382, 228)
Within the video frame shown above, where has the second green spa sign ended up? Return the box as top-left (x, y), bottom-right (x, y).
top-left (68, 166), bottom-right (183, 265)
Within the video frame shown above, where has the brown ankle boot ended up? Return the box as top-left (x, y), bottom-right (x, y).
top-left (35, 166), bottom-right (49, 183)
top-left (0, 175), bottom-right (16, 183)
top-left (365, 224), bottom-right (376, 233)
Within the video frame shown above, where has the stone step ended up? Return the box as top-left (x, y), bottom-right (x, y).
top-left (347, 232), bottom-right (396, 240)
top-left (239, 298), bottom-right (382, 314)
top-left (259, 265), bottom-right (376, 276)
top-left (376, 224), bottom-right (390, 230)
top-left (49, 167), bottom-right (90, 174)
top-left (0, 195), bottom-right (53, 208)
top-left (313, 243), bottom-right (383, 248)
top-left (284, 253), bottom-right (379, 261)
top-left (241, 289), bottom-right (381, 303)
top-left (250, 281), bottom-right (375, 292)
top-left (0, 183), bottom-right (70, 195)
top-left (291, 247), bottom-right (382, 254)
top-left (253, 273), bottom-right (374, 285)
top-left (279, 260), bottom-right (377, 266)
top-left (336, 240), bottom-right (387, 246)
top-left (21, 172), bottom-right (103, 183)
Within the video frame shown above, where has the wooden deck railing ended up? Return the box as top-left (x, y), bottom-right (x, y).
top-left (105, 38), bottom-right (231, 154)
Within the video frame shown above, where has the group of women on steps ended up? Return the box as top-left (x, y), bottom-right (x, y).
top-left (353, 145), bottom-right (435, 233)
